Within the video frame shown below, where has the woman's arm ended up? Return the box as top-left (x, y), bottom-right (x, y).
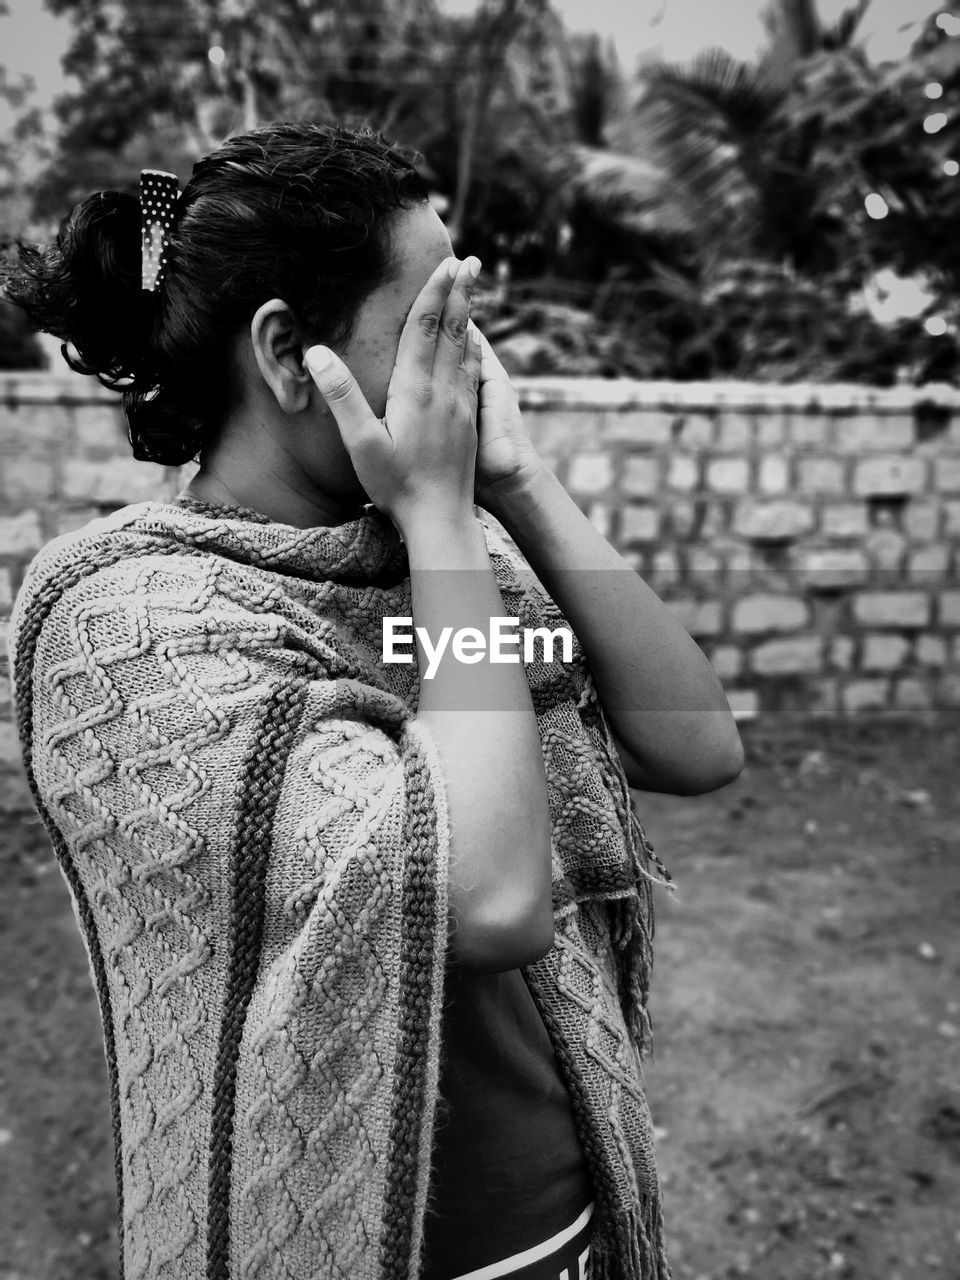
top-left (481, 465), bottom-right (745, 796)
top-left (304, 259), bottom-right (555, 975)
top-left (401, 506), bottom-right (555, 974)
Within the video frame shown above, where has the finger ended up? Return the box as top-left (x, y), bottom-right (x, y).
top-left (434, 256), bottom-right (481, 376)
top-left (304, 344), bottom-right (382, 445)
top-left (394, 255), bottom-right (460, 385)
top-left (461, 322), bottom-right (482, 395)
top-left (469, 321), bottom-right (510, 381)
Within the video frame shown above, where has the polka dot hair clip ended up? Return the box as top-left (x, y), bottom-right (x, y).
top-left (140, 169), bottom-right (180, 293)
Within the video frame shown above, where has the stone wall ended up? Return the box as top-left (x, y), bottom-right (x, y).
top-left (2, 371), bottom-right (960, 802)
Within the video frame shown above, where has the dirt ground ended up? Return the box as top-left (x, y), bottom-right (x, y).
top-left (0, 720), bottom-right (958, 1280)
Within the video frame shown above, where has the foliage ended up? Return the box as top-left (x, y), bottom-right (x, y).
top-left (4, 0), bottom-right (960, 382)
top-left (533, 0), bottom-right (960, 384)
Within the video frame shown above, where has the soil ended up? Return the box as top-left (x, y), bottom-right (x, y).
top-left (1, 720), bottom-right (958, 1280)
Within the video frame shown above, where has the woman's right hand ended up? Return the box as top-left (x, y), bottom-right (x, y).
top-left (303, 255), bottom-right (483, 531)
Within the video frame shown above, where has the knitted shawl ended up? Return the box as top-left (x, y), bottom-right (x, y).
top-left (8, 493), bottom-right (675, 1280)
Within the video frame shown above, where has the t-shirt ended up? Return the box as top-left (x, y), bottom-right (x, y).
top-left (419, 961), bottom-right (596, 1279)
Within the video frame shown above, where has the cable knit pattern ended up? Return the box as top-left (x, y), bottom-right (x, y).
top-left (8, 494), bottom-right (674, 1280)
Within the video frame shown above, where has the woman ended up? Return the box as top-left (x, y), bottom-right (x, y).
top-left (4, 121), bottom-right (743, 1280)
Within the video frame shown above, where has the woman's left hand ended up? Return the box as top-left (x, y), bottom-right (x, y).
top-left (468, 320), bottom-right (547, 515)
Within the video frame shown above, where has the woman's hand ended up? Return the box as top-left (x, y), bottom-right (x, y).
top-left (303, 255), bottom-right (482, 531)
top-left (467, 321), bottom-right (547, 516)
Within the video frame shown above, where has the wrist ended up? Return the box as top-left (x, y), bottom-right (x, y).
top-left (479, 463), bottom-right (557, 529)
top-left (395, 503), bottom-right (487, 565)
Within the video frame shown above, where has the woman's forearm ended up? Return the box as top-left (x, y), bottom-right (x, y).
top-left (400, 507), bottom-right (554, 972)
top-left (484, 466), bottom-right (744, 795)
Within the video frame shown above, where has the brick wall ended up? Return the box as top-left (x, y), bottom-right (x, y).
top-left (2, 371), bottom-right (960, 803)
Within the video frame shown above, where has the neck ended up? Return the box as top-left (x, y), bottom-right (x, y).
top-left (183, 451), bottom-right (367, 531)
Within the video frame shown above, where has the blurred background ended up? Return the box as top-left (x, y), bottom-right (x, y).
top-left (1, 4), bottom-right (960, 1280)
top-left (3, 0), bottom-right (960, 381)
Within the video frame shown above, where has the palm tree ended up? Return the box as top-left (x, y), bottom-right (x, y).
top-left (559, 0), bottom-right (872, 276)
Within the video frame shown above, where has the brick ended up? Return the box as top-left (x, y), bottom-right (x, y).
top-left (797, 456), bottom-right (845, 494)
top-left (945, 501), bottom-right (960, 537)
top-left (755, 416), bottom-right (786, 447)
top-left (853, 455), bottom-right (926, 498)
top-left (864, 528), bottom-right (906, 572)
top-left (835, 414), bottom-right (913, 453)
top-left (830, 636), bottom-right (855, 670)
top-left (822, 503), bottom-right (869, 538)
top-left (54, 506), bottom-right (101, 538)
top-left (524, 410), bottom-right (600, 453)
top-left (809, 677), bottom-right (839, 718)
top-left (603, 410), bottom-right (674, 446)
top-left (758, 456), bottom-right (789, 494)
top-left (904, 499), bottom-right (941, 541)
top-left (710, 645), bottom-right (742, 679)
top-left (894, 678), bottom-right (931, 710)
top-left (667, 455), bottom-right (699, 491)
top-left (941, 590), bottom-right (960, 626)
top-left (0, 510), bottom-right (44, 557)
top-left (649, 549), bottom-right (680, 591)
top-left (621, 455), bottom-right (660, 497)
top-left (587, 502), bottom-right (613, 539)
top-left (62, 457), bottom-right (168, 506)
top-left (788, 414), bottom-right (831, 447)
top-left (916, 635), bottom-right (947, 666)
top-left (908, 545), bottom-right (950, 582)
top-left (700, 502), bottom-right (728, 538)
top-left (936, 673), bottom-right (960, 705)
top-left (567, 451), bottom-right (613, 495)
top-left (678, 412), bottom-right (715, 447)
top-left (861, 633), bottom-right (911, 671)
top-left (688, 548), bottom-right (723, 588)
top-left (0, 454), bottom-right (57, 503)
top-left (842, 678), bottom-right (890, 714)
top-left (665, 598), bottom-right (723, 637)
top-left (725, 547), bottom-right (754, 583)
top-left (669, 501), bottom-right (696, 539)
top-left (934, 456), bottom-right (960, 492)
top-left (715, 413), bottom-right (751, 451)
top-left (853, 591), bottom-right (930, 627)
top-left (800, 549), bottom-right (868, 591)
top-left (620, 504), bottom-right (660, 543)
top-left (750, 635), bottom-right (823, 675)
top-left (0, 402), bottom-right (73, 448)
top-left (725, 689), bottom-right (759, 721)
top-left (732, 594), bottom-right (808, 634)
top-left (0, 569), bottom-right (9, 611)
top-left (734, 499), bottom-right (814, 542)
top-left (72, 404), bottom-right (127, 454)
top-left (0, 720), bottom-right (21, 766)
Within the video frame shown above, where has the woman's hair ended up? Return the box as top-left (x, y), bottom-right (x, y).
top-left (1, 121), bottom-right (431, 465)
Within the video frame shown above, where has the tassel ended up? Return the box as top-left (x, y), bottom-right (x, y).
top-left (590, 1198), bottom-right (673, 1280)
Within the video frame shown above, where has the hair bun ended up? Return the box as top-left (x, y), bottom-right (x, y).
top-left (3, 189), bottom-right (155, 389)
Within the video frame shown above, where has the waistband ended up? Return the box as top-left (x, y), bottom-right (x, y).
top-left (448, 1200), bottom-right (596, 1280)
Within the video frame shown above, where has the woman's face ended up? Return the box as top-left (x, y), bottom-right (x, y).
top-left (338, 200), bottom-right (456, 420)
top-left (296, 199), bottom-right (456, 510)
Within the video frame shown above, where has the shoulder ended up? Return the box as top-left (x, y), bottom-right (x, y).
top-left (15, 515), bottom-right (290, 696)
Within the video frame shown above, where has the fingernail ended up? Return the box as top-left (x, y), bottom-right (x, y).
top-left (465, 257), bottom-right (482, 280)
top-left (304, 345), bottom-right (334, 374)
top-left (447, 257), bottom-right (460, 280)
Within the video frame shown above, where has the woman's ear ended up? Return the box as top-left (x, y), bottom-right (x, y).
top-left (250, 299), bottom-right (313, 413)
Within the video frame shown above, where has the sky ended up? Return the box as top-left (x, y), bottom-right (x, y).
top-left (0, 0), bottom-right (945, 129)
